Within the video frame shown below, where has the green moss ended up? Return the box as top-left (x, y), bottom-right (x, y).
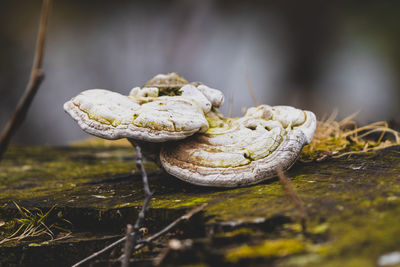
top-left (150, 196), bottom-right (210, 209)
top-left (314, 204), bottom-right (400, 266)
top-left (311, 223), bottom-right (329, 235)
top-left (2, 144), bottom-right (400, 266)
top-left (0, 145), bottom-right (147, 207)
top-left (225, 239), bottom-right (306, 263)
top-left (213, 228), bottom-right (256, 245)
top-left (204, 183), bottom-right (286, 222)
top-left (145, 73), bottom-right (188, 95)
top-left (112, 195), bottom-right (211, 210)
top-left (216, 228), bottom-right (255, 238)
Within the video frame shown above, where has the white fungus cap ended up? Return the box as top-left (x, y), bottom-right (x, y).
top-left (63, 73), bottom-right (227, 143)
top-left (160, 105), bottom-right (317, 187)
top-left (64, 89), bottom-right (209, 142)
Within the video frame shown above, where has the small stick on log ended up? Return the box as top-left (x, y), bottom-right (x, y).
top-left (72, 203), bottom-right (207, 267)
top-left (121, 144), bottom-right (153, 267)
top-left (0, 0), bottom-right (52, 162)
top-left (276, 165), bottom-right (307, 234)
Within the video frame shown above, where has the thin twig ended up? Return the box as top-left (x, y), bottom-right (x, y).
top-left (137, 203), bottom-right (207, 247)
top-left (72, 203), bottom-right (207, 267)
top-left (0, 0), bottom-right (52, 162)
top-left (276, 165), bottom-right (307, 234)
top-left (72, 236), bottom-right (126, 267)
top-left (122, 145), bottom-right (153, 267)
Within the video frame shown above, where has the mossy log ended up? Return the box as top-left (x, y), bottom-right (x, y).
top-left (1, 142), bottom-right (400, 267)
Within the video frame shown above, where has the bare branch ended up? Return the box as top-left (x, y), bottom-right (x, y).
top-left (0, 0), bottom-right (52, 162)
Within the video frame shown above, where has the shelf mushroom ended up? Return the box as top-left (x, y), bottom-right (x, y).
top-left (64, 73), bottom-right (224, 143)
top-left (64, 73), bottom-right (316, 188)
top-left (160, 105), bottom-right (316, 187)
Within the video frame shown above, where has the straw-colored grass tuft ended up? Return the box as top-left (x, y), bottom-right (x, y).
top-left (302, 111), bottom-right (400, 161)
top-left (0, 202), bottom-right (71, 244)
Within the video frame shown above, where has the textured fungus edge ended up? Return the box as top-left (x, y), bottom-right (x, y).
top-left (63, 101), bottom-right (200, 142)
top-left (160, 111), bottom-right (316, 187)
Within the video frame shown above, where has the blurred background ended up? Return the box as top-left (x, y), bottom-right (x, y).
top-left (1, 0), bottom-right (399, 145)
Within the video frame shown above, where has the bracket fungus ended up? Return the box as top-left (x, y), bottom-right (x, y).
top-left (160, 105), bottom-right (316, 187)
top-left (64, 73), bottom-right (316, 187)
top-left (64, 73), bottom-right (223, 142)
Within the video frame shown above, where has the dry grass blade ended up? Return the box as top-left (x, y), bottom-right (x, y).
top-left (276, 165), bottom-right (307, 234)
top-left (243, 61), bottom-right (258, 106)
